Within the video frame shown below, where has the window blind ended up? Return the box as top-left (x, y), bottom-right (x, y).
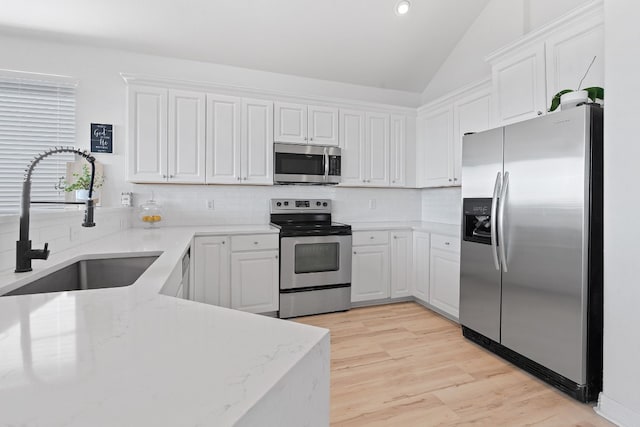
top-left (0, 76), bottom-right (76, 213)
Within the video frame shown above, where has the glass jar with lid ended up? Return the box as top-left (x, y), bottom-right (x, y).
top-left (138, 199), bottom-right (163, 228)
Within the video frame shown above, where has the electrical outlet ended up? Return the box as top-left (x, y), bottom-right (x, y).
top-left (369, 199), bottom-right (376, 209)
top-left (206, 199), bottom-right (215, 210)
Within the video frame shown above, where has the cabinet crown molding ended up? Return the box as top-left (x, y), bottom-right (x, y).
top-left (417, 78), bottom-right (491, 116)
top-left (120, 73), bottom-right (416, 116)
top-left (484, 0), bottom-right (603, 65)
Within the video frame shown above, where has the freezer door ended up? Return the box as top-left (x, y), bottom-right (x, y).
top-left (461, 128), bottom-right (504, 199)
top-left (500, 106), bottom-right (590, 384)
top-left (459, 128), bottom-right (503, 341)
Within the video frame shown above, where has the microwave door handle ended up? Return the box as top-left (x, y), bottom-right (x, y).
top-left (323, 147), bottom-right (329, 182)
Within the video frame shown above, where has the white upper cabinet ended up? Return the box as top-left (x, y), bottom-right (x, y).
top-left (128, 86), bottom-right (205, 183)
top-left (241, 98), bottom-right (274, 184)
top-left (307, 105), bottom-right (339, 146)
top-left (274, 102), bottom-right (338, 145)
top-left (206, 96), bottom-right (272, 185)
top-left (168, 90), bottom-right (206, 183)
top-left (453, 89), bottom-right (491, 184)
top-left (487, 2), bottom-right (603, 126)
top-left (339, 109), bottom-right (365, 186)
top-left (418, 106), bottom-right (453, 188)
top-left (205, 94), bottom-right (242, 184)
top-left (127, 85), bottom-right (168, 183)
top-left (491, 44), bottom-right (547, 126)
top-left (389, 114), bottom-right (406, 187)
top-left (274, 102), bottom-right (307, 144)
top-left (364, 112), bottom-right (390, 186)
top-left (545, 16), bottom-right (604, 108)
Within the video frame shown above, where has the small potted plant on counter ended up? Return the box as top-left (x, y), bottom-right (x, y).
top-left (549, 56), bottom-right (604, 112)
top-left (63, 164), bottom-right (104, 201)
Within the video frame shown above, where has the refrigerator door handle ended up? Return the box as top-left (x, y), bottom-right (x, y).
top-left (491, 171), bottom-right (502, 271)
top-left (498, 171), bottom-right (509, 272)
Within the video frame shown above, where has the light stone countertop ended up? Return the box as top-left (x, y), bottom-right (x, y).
top-left (0, 225), bottom-right (329, 427)
top-left (348, 221), bottom-right (460, 237)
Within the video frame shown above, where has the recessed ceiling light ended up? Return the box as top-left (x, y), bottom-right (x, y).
top-left (395, 1), bottom-right (411, 16)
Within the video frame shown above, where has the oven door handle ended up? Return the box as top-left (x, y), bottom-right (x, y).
top-left (323, 146), bottom-right (329, 182)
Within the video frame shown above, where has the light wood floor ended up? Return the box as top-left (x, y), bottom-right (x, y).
top-left (295, 302), bottom-right (613, 427)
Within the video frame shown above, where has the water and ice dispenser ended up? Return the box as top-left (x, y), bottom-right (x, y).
top-left (462, 198), bottom-right (494, 245)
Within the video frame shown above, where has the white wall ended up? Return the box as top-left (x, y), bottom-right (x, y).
top-left (0, 33), bottom-right (420, 212)
top-left (597, 1), bottom-right (640, 425)
top-left (421, 0), bottom-right (592, 102)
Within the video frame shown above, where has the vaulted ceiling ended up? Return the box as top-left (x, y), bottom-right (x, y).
top-left (0, 0), bottom-right (490, 93)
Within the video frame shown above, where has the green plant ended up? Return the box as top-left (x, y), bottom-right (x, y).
top-left (548, 56), bottom-right (604, 112)
top-left (63, 164), bottom-right (104, 192)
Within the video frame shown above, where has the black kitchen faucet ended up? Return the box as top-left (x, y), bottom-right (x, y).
top-left (15, 147), bottom-right (97, 273)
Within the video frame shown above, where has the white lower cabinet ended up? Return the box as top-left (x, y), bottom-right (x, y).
top-left (193, 234), bottom-right (278, 314)
top-left (351, 244), bottom-right (390, 302)
top-left (231, 250), bottom-right (279, 314)
top-left (412, 231), bottom-right (431, 303)
top-left (193, 236), bottom-right (230, 307)
top-left (390, 231), bottom-right (412, 298)
top-left (429, 235), bottom-right (461, 318)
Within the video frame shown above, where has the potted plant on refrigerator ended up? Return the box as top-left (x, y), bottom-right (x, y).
top-left (549, 56), bottom-right (604, 112)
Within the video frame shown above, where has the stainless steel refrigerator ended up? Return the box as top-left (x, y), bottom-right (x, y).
top-left (459, 104), bottom-right (603, 402)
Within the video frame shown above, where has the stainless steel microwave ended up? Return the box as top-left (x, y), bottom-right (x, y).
top-left (274, 143), bottom-right (341, 185)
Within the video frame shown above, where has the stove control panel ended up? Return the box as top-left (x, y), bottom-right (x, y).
top-left (271, 199), bottom-right (331, 213)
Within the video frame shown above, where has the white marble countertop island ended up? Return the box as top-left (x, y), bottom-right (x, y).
top-left (0, 226), bottom-right (329, 427)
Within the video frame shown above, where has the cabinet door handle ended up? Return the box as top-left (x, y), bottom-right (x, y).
top-left (537, 111), bottom-right (543, 116)
top-left (353, 251), bottom-right (357, 255)
top-left (445, 242), bottom-right (450, 246)
top-left (448, 178), bottom-right (453, 182)
top-left (453, 178), bottom-right (458, 181)
top-left (254, 241), bottom-right (259, 245)
top-left (243, 177), bottom-right (247, 181)
top-left (222, 241), bottom-right (225, 244)
top-left (237, 176), bottom-right (241, 181)
top-left (169, 174), bottom-right (174, 178)
top-left (310, 137), bottom-right (314, 141)
top-left (275, 255), bottom-right (278, 259)
top-left (304, 137), bottom-right (308, 141)
top-left (369, 236), bottom-right (374, 239)
top-left (162, 174), bottom-right (167, 179)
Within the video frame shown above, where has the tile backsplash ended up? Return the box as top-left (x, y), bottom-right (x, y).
top-left (421, 187), bottom-right (462, 225)
top-left (129, 185), bottom-right (423, 227)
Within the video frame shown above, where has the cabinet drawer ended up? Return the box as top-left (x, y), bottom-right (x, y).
top-left (430, 234), bottom-right (460, 253)
top-left (353, 231), bottom-right (389, 246)
top-left (231, 234), bottom-right (279, 252)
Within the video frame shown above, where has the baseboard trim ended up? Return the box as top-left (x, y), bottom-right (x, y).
top-left (412, 298), bottom-right (459, 323)
top-left (596, 393), bottom-right (640, 427)
top-left (350, 297), bottom-right (460, 324)
top-left (350, 296), bottom-right (413, 308)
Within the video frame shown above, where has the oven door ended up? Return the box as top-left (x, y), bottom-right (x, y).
top-left (280, 234), bottom-right (352, 290)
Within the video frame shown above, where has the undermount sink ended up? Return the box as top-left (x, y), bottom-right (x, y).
top-left (2, 255), bottom-right (159, 297)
